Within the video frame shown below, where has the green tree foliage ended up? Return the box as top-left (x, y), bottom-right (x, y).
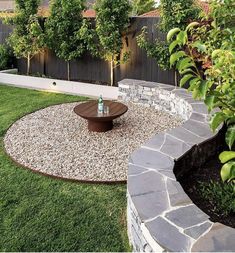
top-left (0, 44), bottom-right (13, 70)
top-left (137, 27), bottom-right (171, 70)
top-left (131, 0), bottom-right (156, 16)
top-left (95, 0), bottom-right (131, 86)
top-left (160, 0), bottom-right (200, 31)
top-left (45, 0), bottom-right (90, 81)
top-left (137, 0), bottom-right (200, 79)
top-left (167, 0), bottom-right (235, 189)
top-left (6, 0), bottom-right (44, 75)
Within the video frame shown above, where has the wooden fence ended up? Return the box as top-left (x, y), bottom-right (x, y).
top-left (0, 20), bottom-right (12, 44)
top-left (0, 17), bottom-right (176, 86)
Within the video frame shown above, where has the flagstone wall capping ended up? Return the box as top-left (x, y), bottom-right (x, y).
top-left (118, 79), bottom-right (235, 252)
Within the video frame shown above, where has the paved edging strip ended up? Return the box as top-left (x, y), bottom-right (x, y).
top-left (119, 79), bottom-right (235, 252)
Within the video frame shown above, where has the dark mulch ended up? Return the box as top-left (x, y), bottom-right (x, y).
top-left (179, 156), bottom-right (235, 228)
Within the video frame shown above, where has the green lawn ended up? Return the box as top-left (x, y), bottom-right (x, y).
top-left (0, 85), bottom-right (130, 252)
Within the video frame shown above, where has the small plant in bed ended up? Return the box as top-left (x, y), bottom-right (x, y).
top-left (199, 181), bottom-right (235, 217)
top-left (180, 156), bottom-right (235, 228)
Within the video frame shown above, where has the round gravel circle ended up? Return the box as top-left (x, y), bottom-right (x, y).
top-left (4, 102), bottom-right (183, 182)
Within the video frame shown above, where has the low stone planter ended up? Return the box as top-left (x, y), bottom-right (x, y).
top-left (118, 79), bottom-right (235, 252)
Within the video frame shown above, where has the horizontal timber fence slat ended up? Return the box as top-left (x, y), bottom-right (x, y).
top-left (0, 17), bottom-right (176, 86)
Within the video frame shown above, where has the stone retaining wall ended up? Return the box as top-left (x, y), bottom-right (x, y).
top-left (118, 79), bottom-right (235, 252)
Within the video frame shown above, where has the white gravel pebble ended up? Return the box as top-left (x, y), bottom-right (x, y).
top-left (4, 102), bottom-right (183, 182)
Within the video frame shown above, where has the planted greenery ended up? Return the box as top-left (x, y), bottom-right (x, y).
top-left (167, 0), bottom-right (235, 189)
top-left (137, 0), bottom-right (200, 78)
top-left (0, 44), bottom-right (13, 70)
top-left (199, 181), bottom-right (235, 216)
top-left (45, 0), bottom-right (92, 81)
top-left (137, 27), bottom-right (170, 70)
top-left (131, 0), bottom-right (156, 16)
top-left (5, 0), bottom-right (44, 75)
top-left (160, 0), bottom-right (200, 31)
top-left (94, 0), bottom-right (131, 86)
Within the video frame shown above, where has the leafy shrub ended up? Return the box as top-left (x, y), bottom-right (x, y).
top-left (160, 0), bottom-right (200, 31)
top-left (199, 181), bottom-right (235, 216)
top-left (131, 0), bottom-right (156, 16)
top-left (137, 0), bottom-right (200, 76)
top-left (0, 44), bottom-right (13, 70)
top-left (137, 28), bottom-right (170, 70)
top-left (167, 0), bottom-right (235, 189)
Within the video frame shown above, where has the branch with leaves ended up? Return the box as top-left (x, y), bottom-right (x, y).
top-left (167, 1), bottom-right (235, 189)
top-left (136, 0), bottom-right (200, 85)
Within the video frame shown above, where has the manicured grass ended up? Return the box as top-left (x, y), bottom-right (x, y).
top-left (0, 85), bottom-right (130, 252)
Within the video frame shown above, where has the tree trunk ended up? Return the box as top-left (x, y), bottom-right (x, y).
top-left (67, 61), bottom-right (70, 81)
top-left (43, 49), bottom-right (46, 76)
top-left (27, 54), bottom-right (31, 76)
top-left (174, 70), bottom-right (178, 87)
top-left (110, 58), bottom-right (114, 86)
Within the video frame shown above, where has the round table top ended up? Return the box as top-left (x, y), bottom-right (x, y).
top-left (74, 100), bottom-right (128, 122)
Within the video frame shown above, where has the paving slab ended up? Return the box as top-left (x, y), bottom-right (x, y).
top-left (143, 133), bottom-right (165, 150)
top-left (146, 216), bottom-right (192, 252)
top-left (128, 164), bottom-right (148, 176)
top-left (132, 191), bottom-right (169, 220)
top-left (182, 120), bottom-right (214, 139)
top-left (158, 170), bottom-right (176, 180)
top-left (184, 221), bottom-right (212, 240)
top-left (192, 223), bottom-right (235, 252)
top-left (130, 148), bottom-right (174, 171)
top-left (160, 134), bottom-right (192, 160)
top-left (167, 179), bottom-right (192, 207)
top-left (166, 126), bottom-right (206, 145)
top-left (165, 205), bottom-right (209, 229)
top-left (191, 103), bottom-right (209, 114)
top-left (128, 171), bottom-right (166, 196)
top-left (190, 112), bottom-right (207, 123)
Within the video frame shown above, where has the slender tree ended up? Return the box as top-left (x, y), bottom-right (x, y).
top-left (131, 0), bottom-right (156, 16)
top-left (95, 0), bottom-right (131, 86)
top-left (45, 0), bottom-right (88, 81)
top-left (7, 0), bottom-right (44, 75)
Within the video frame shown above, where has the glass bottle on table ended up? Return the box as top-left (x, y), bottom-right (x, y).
top-left (98, 95), bottom-right (104, 114)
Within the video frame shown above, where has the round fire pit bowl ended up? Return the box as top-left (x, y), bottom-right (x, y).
top-left (74, 100), bottom-right (128, 132)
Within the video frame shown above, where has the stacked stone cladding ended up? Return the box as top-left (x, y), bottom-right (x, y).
top-left (119, 79), bottom-right (235, 252)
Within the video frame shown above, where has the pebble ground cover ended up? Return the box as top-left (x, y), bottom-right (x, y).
top-left (4, 102), bottom-right (182, 182)
top-left (0, 84), bottom-right (130, 252)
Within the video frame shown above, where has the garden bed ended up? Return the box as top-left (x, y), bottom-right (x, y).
top-left (180, 154), bottom-right (235, 229)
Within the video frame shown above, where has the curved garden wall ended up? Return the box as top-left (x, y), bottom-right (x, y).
top-left (118, 79), bottom-right (235, 252)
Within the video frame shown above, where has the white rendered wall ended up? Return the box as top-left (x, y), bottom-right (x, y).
top-left (0, 72), bottom-right (118, 100)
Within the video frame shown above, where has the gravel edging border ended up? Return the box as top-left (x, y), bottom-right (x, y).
top-left (119, 79), bottom-right (235, 252)
top-left (3, 148), bottom-right (127, 185)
